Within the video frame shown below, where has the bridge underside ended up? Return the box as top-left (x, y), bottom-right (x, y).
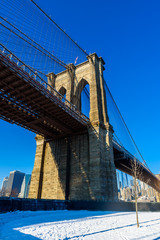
top-left (0, 53), bottom-right (88, 139)
top-left (113, 146), bottom-right (160, 193)
top-left (0, 52), bottom-right (160, 197)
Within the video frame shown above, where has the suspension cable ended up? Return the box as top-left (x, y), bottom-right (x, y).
top-left (0, 0), bottom-right (148, 171)
top-left (104, 81), bottom-right (149, 169)
top-left (0, 21), bottom-right (67, 68)
top-left (30, 0), bottom-right (88, 56)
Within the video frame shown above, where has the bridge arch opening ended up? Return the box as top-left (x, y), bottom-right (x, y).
top-left (75, 78), bottom-right (90, 118)
top-left (58, 86), bottom-right (66, 102)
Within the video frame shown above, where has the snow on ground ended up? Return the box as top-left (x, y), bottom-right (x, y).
top-left (0, 210), bottom-right (160, 240)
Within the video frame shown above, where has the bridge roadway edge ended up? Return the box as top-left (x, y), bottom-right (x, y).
top-left (1, 47), bottom-right (159, 200)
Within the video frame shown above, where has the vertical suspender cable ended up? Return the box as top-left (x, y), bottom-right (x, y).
top-left (30, 0), bottom-right (88, 56)
top-left (104, 81), bottom-right (149, 169)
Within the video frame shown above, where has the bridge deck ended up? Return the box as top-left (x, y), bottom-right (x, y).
top-left (0, 52), bottom-right (89, 139)
top-left (0, 48), bottom-right (160, 193)
top-left (113, 141), bottom-right (160, 193)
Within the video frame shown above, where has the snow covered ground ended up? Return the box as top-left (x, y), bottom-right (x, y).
top-left (0, 210), bottom-right (160, 240)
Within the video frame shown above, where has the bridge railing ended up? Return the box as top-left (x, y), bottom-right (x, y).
top-left (0, 43), bottom-right (89, 125)
top-left (112, 139), bottom-right (152, 174)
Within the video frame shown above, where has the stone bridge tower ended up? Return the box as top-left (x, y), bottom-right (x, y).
top-left (29, 53), bottom-right (118, 201)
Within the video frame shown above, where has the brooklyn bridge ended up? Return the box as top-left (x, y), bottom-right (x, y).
top-left (0, 0), bottom-right (160, 200)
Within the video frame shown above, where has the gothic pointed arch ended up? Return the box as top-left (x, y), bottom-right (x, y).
top-left (58, 86), bottom-right (66, 96)
top-left (58, 86), bottom-right (66, 102)
top-left (74, 78), bottom-right (90, 116)
top-left (75, 78), bottom-right (89, 98)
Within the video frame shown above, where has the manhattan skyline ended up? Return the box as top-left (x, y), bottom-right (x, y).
top-left (0, 0), bottom-right (160, 187)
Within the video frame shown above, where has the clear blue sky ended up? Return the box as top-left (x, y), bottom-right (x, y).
top-left (1, 0), bottom-right (160, 187)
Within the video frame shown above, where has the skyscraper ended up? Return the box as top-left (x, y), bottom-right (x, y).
top-left (5, 170), bottom-right (25, 197)
top-left (125, 173), bottom-right (129, 187)
top-left (18, 174), bottom-right (31, 198)
top-left (1, 176), bottom-right (8, 196)
top-left (116, 171), bottom-right (120, 190)
top-left (121, 172), bottom-right (124, 189)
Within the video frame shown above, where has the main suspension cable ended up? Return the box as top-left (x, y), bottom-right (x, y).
top-left (30, 0), bottom-right (88, 56)
top-left (104, 80), bottom-right (149, 169)
top-left (0, 21), bottom-right (67, 68)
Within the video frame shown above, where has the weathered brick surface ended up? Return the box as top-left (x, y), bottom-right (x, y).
top-left (156, 175), bottom-right (160, 202)
top-left (29, 53), bottom-right (118, 201)
top-left (28, 135), bottom-right (45, 199)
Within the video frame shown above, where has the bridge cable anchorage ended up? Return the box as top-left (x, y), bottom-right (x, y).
top-left (104, 81), bottom-right (149, 170)
top-left (30, 0), bottom-right (88, 56)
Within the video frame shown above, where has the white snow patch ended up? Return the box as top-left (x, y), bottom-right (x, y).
top-left (0, 210), bottom-right (160, 239)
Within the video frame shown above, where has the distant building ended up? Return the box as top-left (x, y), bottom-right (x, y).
top-left (5, 170), bottom-right (25, 197)
top-left (1, 176), bottom-right (9, 196)
top-left (121, 187), bottom-right (132, 201)
top-left (116, 172), bottom-right (120, 190)
top-left (121, 172), bottom-right (124, 189)
top-left (118, 174), bottom-right (157, 202)
top-left (125, 173), bottom-right (129, 187)
top-left (130, 179), bottom-right (134, 187)
top-left (18, 174), bottom-right (31, 198)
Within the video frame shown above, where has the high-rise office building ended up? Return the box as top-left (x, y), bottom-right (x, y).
top-left (1, 176), bottom-right (9, 196)
top-left (130, 179), bottom-right (134, 187)
top-left (125, 173), bottom-right (129, 187)
top-left (116, 171), bottom-right (120, 190)
top-left (18, 174), bottom-right (31, 198)
top-left (121, 172), bottom-right (124, 188)
top-left (5, 170), bottom-right (25, 197)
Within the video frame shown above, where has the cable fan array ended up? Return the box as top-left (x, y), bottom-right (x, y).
top-left (0, 0), bottom-right (147, 168)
